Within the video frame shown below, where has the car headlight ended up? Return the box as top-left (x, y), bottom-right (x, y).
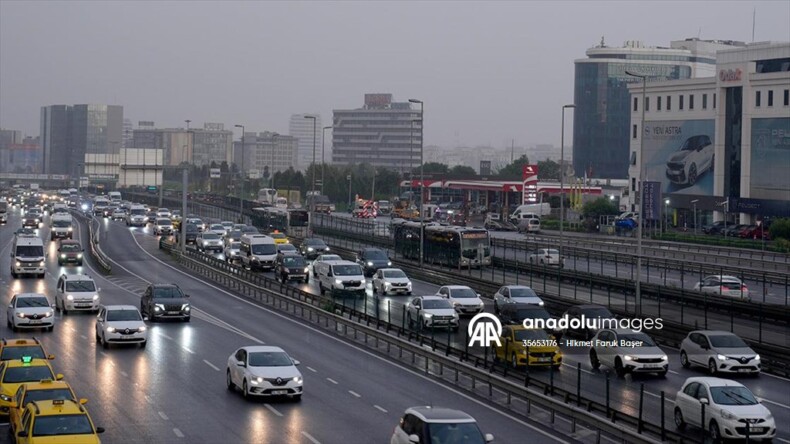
top-left (766, 411), bottom-right (773, 421)
top-left (16, 312), bottom-right (25, 318)
top-left (754, 354), bottom-right (760, 361)
top-left (106, 326), bottom-right (116, 333)
top-left (304, 267), bottom-right (309, 273)
top-left (66, 295), bottom-right (74, 301)
top-left (717, 354), bottom-right (727, 361)
top-left (77, 253), bottom-right (83, 258)
top-left (335, 279), bottom-right (342, 285)
top-left (92, 295), bottom-right (99, 300)
top-left (293, 376), bottom-right (303, 383)
top-left (68, 227), bottom-right (73, 232)
top-left (661, 355), bottom-right (668, 361)
top-left (452, 301), bottom-right (460, 307)
top-left (387, 261), bottom-right (392, 266)
top-left (15, 261), bottom-right (20, 267)
top-left (367, 261), bottom-right (374, 267)
top-left (423, 313), bottom-right (433, 318)
top-left (324, 247), bottom-right (330, 251)
top-left (181, 304), bottom-right (190, 311)
top-left (39, 261), bottom-right (45, 267)
top-left (138, 326), bottom-right (147, 332)
top-left (624, 355), bottom-right (634, 361)
top-left (60, 254), bottom-right (66, 258)
top-left (154, 304), bottom-right (164, 311)
top-left (254, 377), bottom-right (263, 384)
top-left (407, 282), bottom-right (412, 289)
top-left (478, 302), bottom-right (485, 307)
top-left (0, 394), bottom-right (12, 402)
top-left (720, 409), bottom-right (735, 420)
top-left (44, 311), bottom-right (53, 318)
top-left (307, 247), bottom-right (314, 252)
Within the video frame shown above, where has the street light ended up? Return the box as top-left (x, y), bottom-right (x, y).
top-left (691, 199), bottom-right (699, 235)
top-left (664, 198), bottom-right (670, 234)
top-left (234, 124), bottom-right (245, 223)
top-left (270, 132), bottom-right (278, 190)
top-left (626, 69), bottom-right (647, 316)
top-left (559, 104), bottom-right (575, 261)
top-left (304, 115), bottom-right (317, 235)
top-left (321, 126), bottom-right (331, 195)
top-left (408, 99), bottom-right (424, 266)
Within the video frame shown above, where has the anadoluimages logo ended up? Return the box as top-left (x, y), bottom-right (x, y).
top-left (467, 313), bottom-right (502, 347)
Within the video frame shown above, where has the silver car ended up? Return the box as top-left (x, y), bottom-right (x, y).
top-left (680, 331), bottom-right (760, 375)
top-left (208, 224), bottom-right (227, 237)
top-left (493, 285), bottom-right (544, 314)
top-left (435, 285), bottom-right (484, 316)
top-left (196, 232), bottom-right (223, 252)
top-left (405, 296), bottom-right (459, 331)
top-left (224, 241), bottom-right (241, 263)
top-left (693, 275), bottom-right (749, 300)
top-left (590, 329), bottom-right (668, 377)
top-left (372, 268), bottom-right (412, 295)
top-left (527, 248), bottom-right (564, 267)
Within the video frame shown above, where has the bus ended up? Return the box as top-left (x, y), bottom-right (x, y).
top-left (392, 221), bottom-right (492, 268)
top-left (251, 207), bottom-right (310, 238)
top-left (257, 188), bottom-right (277, 205)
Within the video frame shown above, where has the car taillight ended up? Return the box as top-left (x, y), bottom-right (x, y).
top-left (721, 286), bottom-right (728, 292)
top-left (741, 285), bottom-right (748, 291)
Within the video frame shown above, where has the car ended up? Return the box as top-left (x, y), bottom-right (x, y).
top-left (224, 241), bottom-right (242, 263)
top-left (554, 304), bottom-right (615, 340)
top-left (110, 208), bottom-right (126, 220)
top-left (145, 210), bottom-right (158, 224)
top-left (274, 254), bottom-right (309, 283)
top-left (498, 303), bottom-right (553, 329)
top-left (125, 205), bottom-right (147, 226)
top-left (674, 377), bottom-right (776, 442)
top-left (49, 213), bottom-right (73, 240)
top-left (8, 379), bottom-right (81, 436)
top-left (6, 294), bottom-right (55, 332)
top-left (314, 260), bottom-right (366, 298)
top-left (665, 134), bottom-right (714, 186)
top-left (55, 274), bottom-right (100, 314)
top-left (13, 399), bottom-right (105, 442)
top-left (156, 208), bottom-right (171, 218)
top-left (21, 212), bottom-right (41, 229)
top-left (226, 346), bottom-right (303, 401)
top-left (372, 268), bottom-right (412, 295)
top-left (722, 223), bottom-right (749, 237)
top-left (0, 339), bottom-right (54, 363)
top-left (153, 218), bottom-right (174, 236)
top-left (527, 248), bottom-right (564, 267)
top-left (493, 285), bottom-right (544, 314)
top-left (55, 239), bottom-right (84, 266)
top-left (694, 275), bottom-right (749, 300)
top-left (140, 284), bottom-right (191, 322)
top-left (208, 224), bottom-right (227, 237)
top-left (300, 238), bottom-right (330, 259)
top-left (276, 243), bottom-right (298, 256)
top-left (495, 325), bottom-right (562, 369)
top-left (101, 205), bottom-right (117, 218)
top-left (14, 227), bottom-right (37, 238)
top-left (390, 406), bottom-right (494, 444)
top-left (184, 217), bottom-right (205, 232)
top-left (95, 305), bottom-right (148, 349)
top-left (589, 329), bottom-right (668, 377)
top-left (702, 220), bottom-right (727, 235)
top-left (176, 223), bottom-right (199, 245)
top-left (405, 296), bottom-right (459, 331)
top-left (435, 285), bottom-right (484, 316)
top-left (0, 357), bottom-right (63, 416)
top-left (355, 247), bottom-right (392, 277)
top-left (220, 221), bottom-right (234, 231)
top-left (232, 223), bottom-right (246, 231)
top-left (269, 231), bottom-right (289, 245)
top-left (225, 229), bottom-right (242, 243)
top-left (680, 331), bottom-right (760, 375)
top-left (196, 232), bottom-right (224, 252)
top-left (241, 225), bottom-right (259, 234)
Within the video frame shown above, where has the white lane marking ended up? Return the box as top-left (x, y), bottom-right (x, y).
top-left (776, 438), bottom-right (790, 444)
top-left (80, 335), bottom-right (87, 340)
top-left (264, 404), bottom-right (283, 417)
top-left (301, 431), bottom-right (321, 444)
top-left (159, 333), bottom-right (174, 340)
top-left (668, 370), bottom-right (679, 375)
top-left (374, 405), bottom-right (388, 413)
top-left (144, 395), bottom-right (152, 403)
top-left (643, 391), bottom-right (675, 403)
top-left (326, 378), bottom-right (338, 385)
top-left (348, 390), bottom-right (361, 398)
top-left (125, 221), bottom-right (572, 444)
top-left (158, 411), bottom-right (169, 420)
top-left (562, 363), bottom-right (594, 375)
top-left (182, 346), bottom-right (195, 354)
top-left (763, 372), bottom-right (790, 383)
top-left (120, 371), bottom-right (129, 378)
top-left (173, 428), bottom-right (184, 438)
top-left (761, 398), bottom-right (790, 410)
top-left (306, 366), bottom-right (317, 373)
top-left (203, 359), bottom-right (220, 371)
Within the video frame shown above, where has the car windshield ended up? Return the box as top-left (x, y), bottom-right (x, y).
top-left (229, 242), bottom-right (241, 249)
top-left (52, 220), bottom-right (71, 228)
top-left (680, 135), bottom-right (709, 151)
top-left (617, 333), bottom-right (656, 347)
top-left (278, 245), bottom-right (297, 252)
top-left (363, 250), bottom-right (388, 260)
top-left (709, 334), bottom-right (748, 348)
top-left (283, 257), bottom-right (305, 267)
top-left (541, 249), bottom-right (559, 255)
top-left (710, 386), bottom-right (758, 406)
top-left (60, 244), bottom-right (81, 253)
top-left (17, 297), bottom-right (50, 308)
top-left (319, 255), bottom-right (341, 261)
top-left (248, 351), bottom-right (293, 367)
top-left (65, 281), bottom-right (95, 292)
top-left (509, 287), bottom-right (538, 298)
top-left (272, 233), bottom-right (286, 239)
top-left (514, 329), bottom-right (550, 341)
top-left (425, 422), bottom-right (485, 444)
top-left (581, 308), bottom-right (614, 318)
top-left (157, 219), bottom-right (172, 226)
top-left (228, 230), bottom-right (241, 239)
top-left (107, 310), bottom-right (142, 322)
top-left (32, 414), bottom-right (94, 436)
top-left (333, 264), bottom-right (362, 276)
top-left (3, 366), bottom-right (54, 383)
top-left (202, 233), bottom-right (220, 240)
top-left (306, 239), bottom-right (327, 247)
top-left (382, 269), bottom-right (407, 278)
top-left (153, 287), bottom-right (184, 298)
top-left (210, 225), bottom-right (224, 230)
top-left (130, 209), bottom-right (146, 215)
top-left (0, 346), bottom-right (46, 361)
top-left (517, 308), bottom-right (551, 320)
top-left (423, 299), bottom-right (453, 309)
top-left (251, 244), bottom-right (276, 255)
top-left (242, 227), bottom-right (259, 233)
top-left (16, 246), bottom-right (44, 257)
top-left (451, 288), bottom-right (477, 298)
top-left (24, 389), bottom-right (74, 405)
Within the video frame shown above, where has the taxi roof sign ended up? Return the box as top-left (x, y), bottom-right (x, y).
top-left (21, 356), bottom-right (33, 364)
top-left (52, 399), bottom-right (64, 405)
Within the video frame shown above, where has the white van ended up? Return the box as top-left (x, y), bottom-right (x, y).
top-left (126, 204), bottom-right (147, 227)
top-left (11, 236), bottom-right (46, 278)
top-left (314, 260), bottom-right (366, 298)
top-left (510, 203), bottom-right (551, 222)
top-left (50, 213), bottom-right (73, 240)
top-left (108, 191), bottom-right (122, 202)
top-left (240, 234), bottom-right (277, 271)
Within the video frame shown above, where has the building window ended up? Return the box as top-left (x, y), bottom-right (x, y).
top-left (631, 177), bottom-right (637, 192)
top-left (632, 124), bottom-right (638, 139)
top-left (689, 94), bottom-right (694, 110)
top-left (702, 94), bottom-right (708, 109)
top-left (633, 97), bottom-right (638, 112)
top-left (667, 96), bottom-right (672, 110)
top-left (784, 89), bottom-right (789, 106)
top-left (630, 151), bottom-right (637, 166)
top-left (657, 96), bottom-right (662, 111)
top-left (679, 95), bottom-right (684, 110)
top-left (645, 97), bottom-right (650, 111)
top-left (768, 90), bottom-right (774, 107)
top-left (756, 90), bottom-right (761, 107)
top-left (713, 93), bottom-right (717, 108)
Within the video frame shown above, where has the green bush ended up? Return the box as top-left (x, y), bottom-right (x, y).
top-left (769, 218), bottom-right (790, 241)
top-left (773, 238), bottom-right (790, 253)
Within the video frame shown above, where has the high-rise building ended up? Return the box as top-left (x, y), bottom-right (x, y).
top-left (131, 122), bottom-right (230, 166)
top-left (192, 123), bottom-right (233, 167)
top-left (289, 113), bottom-right (322, 170)
top-left (233, 131), bottom-right (297, 179)
top-left (573, 38), bottom-right (743, 179)
top-left (122, 118), bottom-right (134, 148)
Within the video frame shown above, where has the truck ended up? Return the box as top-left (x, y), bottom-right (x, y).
top-left (305, 194), bottom-right (334, 213)
top-left (30, 183), bottom-right (40, 192)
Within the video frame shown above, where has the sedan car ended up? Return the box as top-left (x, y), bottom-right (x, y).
top-left (694, 275), bottom-right (749, 300)
top-left (153, 218), bottom-right (174, 236)
top-left (590, 329), bottom-right (668, 377)
top-left (7, 293), bottom-right (55, 332)
top-left (220, 221), bottom-right (235, 231)
top-left (311, 253), bottom-right (342, 276)
top-left (405, 296), bottom-right (459, 331)
top-left (226, 346), bottom-right (303, 401)
top-left (276, 243), bottom-right (299, 256)
top-left (390, 406), bottom-right (494, 444)
top-left (224, 241), bottom-right (242, 263)
top-left (301, 238), bottom-right (330, 259)
top-left (95, 305), bottom-right (147, 349)
top-left (156, 208), bottom-right (171, 218)
top-left (674, 377), bottom-right (776, 442)
top-left (527, 248), bottom-right (564, 267)
top-left (110, 208), bottom-right (127, 220)
top-left (435, 285), bottom-right (484, 316)
top-left (196, 232), bottom-right (224, 252)
top-left (270, 231), bottom-right (289, 245)
top-left (680, 331), bottom-right (760, 375)
top-left (372, 268), bottom-right (412, 295)
top-left (493, 285), bottom-right (544, 314)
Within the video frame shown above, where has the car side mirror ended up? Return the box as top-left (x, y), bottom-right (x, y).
top-left (96, 427), bottom-right (105, 434)
top-left (408, 435), bottom-right (420, 444)
top-left (292, 359), bottom-right (300, 366)
top-left (79, 398), bottom-right (88, 405)
top-left (17, 431), bottom-right (28, 438)
top-left (484, 434), bottom-right (494, 443)
top-left (185, 294), bottom-right (190, 298)
top-left (48, 354), bottom-right (55, 360)
top-left (756, 397), bottom-right (763, 403)
top-left (477, 293), bottom-right (481, 297)
top-left (699, 397), bottom-right (709, 405)
top-left (97, 288), bottom-right (101, 292)
top-left (143, 316), bottom-right (149, 321)
top-left (51, 304), bottom-right (56, 309)
top-left (55, 373), bottom-right (64, 381)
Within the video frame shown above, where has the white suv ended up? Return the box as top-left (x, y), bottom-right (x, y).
top-left (56, 274), bottom-right (101, 314)
top-left (391, 406), bottom-right (493, 444)
top-left (589, 329), bottom-right (668, 377)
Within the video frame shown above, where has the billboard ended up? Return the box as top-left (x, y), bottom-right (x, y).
top-left (210, 168), bottom-right (221, 179)
top-left (750, 117), bottom-right (790, 201)
top-left (641, 181), bottom-right (662, 221)
top-left (521, 164), bottom-right (538, 204)
top-left (643, 120), bottom-right (715, 196)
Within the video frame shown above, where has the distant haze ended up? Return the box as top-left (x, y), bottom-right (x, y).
top-left (1, 1), bottom-right (788, 148)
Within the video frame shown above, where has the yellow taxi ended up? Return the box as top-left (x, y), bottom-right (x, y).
top-left (9, 380), bottom-right (82, 436)
top-left (0, 357), bottom-right (63, 416)
top-left (495, 325), bottom-right (563, 369)
top-left (0, 339), bottom-right (55, 362)
top-left (13, 399), bottom-right (104, 443)
top-left (270, 231), bottom-right (289, 245)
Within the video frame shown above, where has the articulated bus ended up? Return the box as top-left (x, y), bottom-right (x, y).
top-left (392, 221), bottom-right (491, 268)
top-left (251, 207), bottom-right (310, 238)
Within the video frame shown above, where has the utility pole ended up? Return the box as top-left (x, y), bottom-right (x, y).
top-left (181, 119), bottom-right (191, 254)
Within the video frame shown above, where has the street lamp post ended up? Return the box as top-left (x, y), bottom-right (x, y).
top-left (347, 174), bottom-right (352, 210)
top-left (408, 99), bottom-right (424, 266)
top-left (664, 199), bottom-right (670, 234)
top-left (321, 126), bottom-right (331, 195)
top-left (304, 116), bottom-right (317, 235)
top-left (626, 70), bottom-right (647, 316)
top-left (559, 104), bottom-right (575, 261)
top-left (180, 120), bottom-right (191, 254)
top-left (691, 199), bottom-right (699, 235)
top-left (270, 133), bottom-right (278, 190)
top-left (234, 124), bottom-right (245, 223)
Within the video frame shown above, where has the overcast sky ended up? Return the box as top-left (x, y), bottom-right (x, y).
top-left (1, 1), bottom-right (788, 149)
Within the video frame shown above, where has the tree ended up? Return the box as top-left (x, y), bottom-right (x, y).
top-left (581, 197), bottom-right (619, 219)
top-left (769, 218), bottom-right (790, 241)
top-left (448, 165), bottom-right (477, 177)
top-left (415, 162), bottom-right (449, 175)
top-left (495, 155), bottom-right (530, 179)
top-left (537, 159), bottom-right (560, 181)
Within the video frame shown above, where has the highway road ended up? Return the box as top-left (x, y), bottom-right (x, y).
top-left (0, 208), bottom-right (580, 443)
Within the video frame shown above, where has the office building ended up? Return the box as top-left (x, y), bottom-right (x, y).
top-left (132, 122), bottom-right (230, 166)
top-left (289, 113), bottom-right (322, 170)
top-left (233, 131), bottom-right (297, 179)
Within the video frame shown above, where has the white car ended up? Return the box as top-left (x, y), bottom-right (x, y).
top-left (7, 293), bottom-right (55, 332)
top-left (435, 285), bottom-right (484, 316)
top-left (694, 275), bottom-right (749, 300)
top-left (110, 208), bottom-right (127, 221)
top-left (196, 232), bottom-right (223, 252)
top-left (276, 243), bottom-right (299, 256)
top-left (95, 305), bottom-right (147, 349)
top-left (674, 377), bottom-right (776, 442)
top-left (493, 285), bottom-right (544, 314)
top-left (372, 268), bottom-right (412, 295)
top-left (156, 208), bottom-right (172, 218)
top-left (311, 254), bottom-right (342, 277)
top-left (220, 221), bottom-right (235, 231)
top-left (224, 241), bottom-right (241, 263)
top-left (405, 296), bottom-right (459, 331)
top-left (56, 274), bottom-right (100, 313)
top-left (208, 224), bottom-right (226, 237)
top-left (390, 406), bottom-right (494, 444)
top-left (680, 331), bottom-right (760, 375)
top-left (665, 135), bottom-right (713, 186)
top-left (226, 346), bottom-right (303, 401)
top-left (589, 329), bottom-right (668, 377)
top-left (153, 218), bottom-right (174, 236)
top-left (527, 248), bottom-right (564, 267)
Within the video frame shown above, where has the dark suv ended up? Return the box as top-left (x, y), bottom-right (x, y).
top-left (274, 253), bottom-right (309, 283)
top-left (355, 247), bottom-right (391, 277)
top-left (176, 223), bottom-right (199, 245)
top-left (141, 284), bottom-right (191, 322)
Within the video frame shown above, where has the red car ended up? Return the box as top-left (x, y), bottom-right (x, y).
top-left (739, 224), bottom-right (771, 240)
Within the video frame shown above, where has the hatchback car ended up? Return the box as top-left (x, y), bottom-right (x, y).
top-left (390, 406), bottom-right (493, 444)
top-left (435, 285), bottom-right (484, 316)
top-left (224, 241), bottom-right (242, 263)
top-left (405, 296), bottom-right (459, 331)
top-left (7, 294), bottom-right (55, 332)
top-left (694, 275), bottom-right (749, 300)
top-left (274, 254), bottom-right (309, 283)
top-left (95, 305), bottom-right (148, 349)
top-left (493, 285), bottom-right (544, 314)
top-left (56, 239), bottom-right (84, 266)
top-left (680, 331), bottom-right (760, 375)
top-left (372, 268), bottom-right (412, 295)
top-left (226, 346), bottom-right (303, 401)
top-left (590, 329), bottom-right (668, 377)
top-left (527, 248), bottom-right (564, 267)
top-left (355, 247), bottom-right (392, 277)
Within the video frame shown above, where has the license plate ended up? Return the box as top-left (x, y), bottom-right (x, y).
top-left (537, 357), bottom-right (552, 362)
top-left (121, 336), bottom-right (137, 340)
top-left (643, 364), bottom-right (661, 368)
top-left (748, 427), bottom-right (765, 433)
top-left (738, 369), bottom-right (751, 373)
top-left (29, 320), bottom-right (41, 324)
top-left (167, 311), bottom-right (180, 315)
top-left (76, 304), bottom-right (92, 308)
top-left (271, 390), bottom-right (288, 395)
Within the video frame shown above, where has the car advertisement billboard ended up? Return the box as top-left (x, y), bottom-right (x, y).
top-left (643, 120), bottom-right (715, 196)
top-left (750, 117), bottom-right (790, 201)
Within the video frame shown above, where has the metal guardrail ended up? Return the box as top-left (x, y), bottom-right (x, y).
top-left (72, 212), bottom-right (111, 274)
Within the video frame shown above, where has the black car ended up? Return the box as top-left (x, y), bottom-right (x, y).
top-left (140, 283), bottom-right (191, 322)
top-left (274, 254), bottom-right (309, 283)
top-left (355, 247), bottom-right (391, 277)
top-left (300, 238), bottom-right (330, 259)
top-left (702, 221), bottom-right (726, 235)
top-left (21, 212), bottom-right (41, 228)
top-left (176, 223), bottom-right (199, 245)
top-left (554, 304), bottom-right (616, 340)
top-left (499, 304), bottom-right (553, 329)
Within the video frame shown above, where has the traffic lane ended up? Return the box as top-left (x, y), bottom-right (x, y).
top-left (106, 220), bottom-right (573, 443)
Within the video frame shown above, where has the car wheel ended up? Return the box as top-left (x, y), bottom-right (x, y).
top-left (688, 164), bottom-right (698, 185)
top-left (226, 370), bottom-right (235, 390)
top-left (511, 354), bottom-right (518, 369)
top-left (319, 282), bottom-right (325, 295)
top-left (242, 379), bottom-right (249, 400)
top-left (614, 358), bottom-right (626, 378)
top-left (304, 276), bottom-right (309, 284)
top-left (673, 407), bottom-right (686, 430)
top-left (709, 420), bottom-right (721, 443)
top-left (680, 350), bottom-right (690, 368)
top-left (708, 359), bottom-right (717, 375)
top-left (406, 313), bottom-right (413, 328)
top-left (590, 350), bottom-right (601, 369)
top-left (102, 334), bottom-right (109, 349)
